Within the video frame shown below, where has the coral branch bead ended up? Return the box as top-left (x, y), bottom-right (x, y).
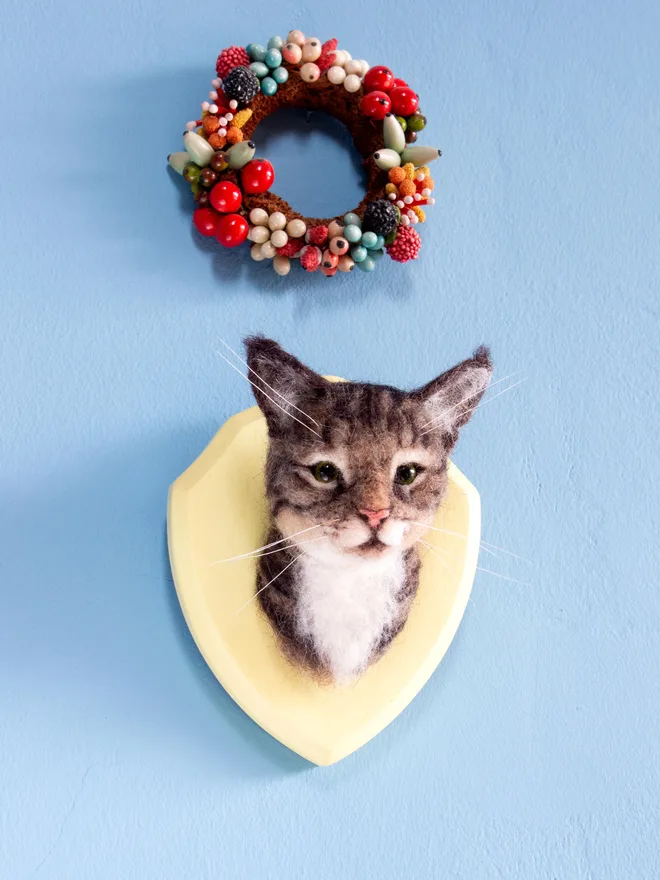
top-left (215, 213), bottom-right (249, 247)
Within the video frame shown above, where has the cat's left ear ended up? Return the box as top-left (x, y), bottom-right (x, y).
top-left (411, 346), bottom-right (493, 443)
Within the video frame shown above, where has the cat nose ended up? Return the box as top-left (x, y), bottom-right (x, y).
top-left (359, 508), bottom-right (390, 529)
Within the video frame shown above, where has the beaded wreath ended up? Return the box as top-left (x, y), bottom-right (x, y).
top-left (167, 30), bottom-right (440, 277)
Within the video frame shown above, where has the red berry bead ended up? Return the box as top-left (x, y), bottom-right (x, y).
top-left (216, 45), bottom-right (251, 78)
top-left (386, 225), bottom-right (422, 262)
top-left (390, 87), bottom-right (419, 117)
top-left (209, 180), bottom-right (242, 213)
top-left (216, 213), bottom-right (249, 247)
top-left (193, 207), bottom-right (220, 237)
top-left (241, 159), bottom-right (275, 194)
top-left (361, 91), bottom-right (392, 120)
top-left (363, 65), bottom-right (394, 93)
top-left (392, 78), bottom-right (409, 89)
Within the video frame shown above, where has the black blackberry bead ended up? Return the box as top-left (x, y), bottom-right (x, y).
top-left (362, 199), bottom-right (399, 236)
top-left (222, 66), bottom-right (259, 106)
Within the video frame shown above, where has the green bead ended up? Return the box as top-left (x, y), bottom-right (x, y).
top-left (407, 114), bottom-right (427, 132)
top-left (344, 212), bottom-right (361, 227)
top-left (374, 235), bottom-right (385, 249)
top-left (361, 231), bottom-right (378, 249)
top-left (250, 61), bottom-right (269, 79)
top-left (396, 116), bottom-right (407, 132)
top-left (247, 43), bottom-right (266, 61)
top-left (344, 224), bottom-right (362, 243)
top-left (272, 66), bottom-right (289, 84)
top-left (351, 245), bottom-right (367, 263)
top-left (182, 162), bottom-right (201, 183)
top-left (190, 181), bottom-right (200, 197)
top-left (267, 35), bottom-right (284, 50)
top-left (261, 76), bottom-right (278, 96)
top-left (357, 256), bottom-right (375, 272)
top-left (265, 48), bottom-right (282, 69)
top-left (384, 228), bottom-right (398, 245)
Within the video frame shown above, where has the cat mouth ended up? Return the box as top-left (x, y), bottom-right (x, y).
top-left (351, 535), bottom-right (391, 556)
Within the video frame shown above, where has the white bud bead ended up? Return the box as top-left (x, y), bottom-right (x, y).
top-left (327, 65), bottom-right (346, 85)
top-left (270, 229), bottom-right (288, 248)
top-left (343, 74), bottom-right (361, 93)
top-left (302, 38), bottom-right (321, 62)
top-left (286, 218), bottom-right (307, 238)
top-left (268, 211), bottom-right (287, 231)
top-left (250, 208), bottom-right (269, 226)
top-left (248, 225), bottom-right (270, 244)
top-left (344, 60), bottom-right (362, 76)
top-left (273, 255), bottom-right (291, 276)
top-left (260, 240), bottom-right (277, 259)
top-left (251, 243), bottom-right (265, 261)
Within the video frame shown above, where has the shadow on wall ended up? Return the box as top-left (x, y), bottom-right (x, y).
top-left (0, 426), bottom-right (311, 779)
top-left (72, 69), bottom-right (417, 306)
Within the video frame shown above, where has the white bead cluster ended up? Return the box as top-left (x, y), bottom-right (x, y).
top-left (248, 209), bottom-right (307, 275)
top-left (326, 53), bottom-right (370, 93)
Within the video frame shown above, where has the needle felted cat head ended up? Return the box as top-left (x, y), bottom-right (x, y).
top-left (245, 336), bottom-right (492, 684)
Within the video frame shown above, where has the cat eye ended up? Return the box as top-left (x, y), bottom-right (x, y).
top-left (311, 461), bottom-right (339, 483)
top-left (394, 464), bottom-right (419, 485)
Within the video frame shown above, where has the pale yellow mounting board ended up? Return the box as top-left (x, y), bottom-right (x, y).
top-left (167, 399), bottom-right (481, 766)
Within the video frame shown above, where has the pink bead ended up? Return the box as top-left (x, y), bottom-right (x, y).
top-left (212, 78), bottom-right (222, 88)
top-left (218, 117), bottom-right (228, 127)
top-left (225, 113), bottom-right (234, 121)
top-left (396, 200), bottom-right (404, 209)
top-left (209, 90), bottom-right (218, 100)
top-left (185, 121), bottom-right (196, 131)
top-left (229, 100), bottom-right (238, 110)
top-left (282, 43), bottom-right (303, 64)
top-left (400, 215), bottom-right (410, 226)
top-left (287, 29), bottom-right (305, 46)
top-left (209, 104), bottom-right (218, 113)
top-left (388, 192), bottom-right (396, 200)
top-left (201, 101), bottom-right (210, 111)
top-left (403, 195), bottom-right (413, 204)
top-left (218, 128), bottom-right (227, 137)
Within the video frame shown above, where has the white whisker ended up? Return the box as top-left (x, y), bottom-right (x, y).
top-left (419, 370), bottom-right (523, 430)
top-left (210, 523), bottom-right (323, 566)
top-left (417, 538), bottom-right (474, 605)
top-left (218, 336), bottom-right (321, 428)
top-left (418, 538), bottom-right (530, 586)
top-left (215, 349), bottom-right (323, 438)
top-left (234, 553), bottom-right (303, 614)
top-left (479, 544), bottom-right (501, 560)
top-left (420, 378), bottom-right (527, 437)
top-left (409, 521), bottom-right (533, 565)
top-left (223, 535), bottom-right (326, 563)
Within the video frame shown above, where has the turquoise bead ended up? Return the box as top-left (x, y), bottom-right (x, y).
top-left (344, 224), bottom-right (362, 243)
top-left (374, 235), bottom-right (385, 249)
top-left (344, 212), bottom-right (361, 227)
top-left (246, 43), bottom-right (266, 62)
top-left (250, 61), bottom-right (269, 79)
top-left (361, 231), bottom-right (378, 249)
top-left (260, 76), bottom-right (278, 96)
top-left (370, 248), bottom-right (385, 260)
top-left (357, 256), bottom-right (376, 272)
top-left (272, 66), bottom-right (289, 84)
top-left (351, 245), bottom-right (368, 263)
top-left (265, 48), bottom-right (282, 69)
top-left (267, 35), bottom-right (284, 50)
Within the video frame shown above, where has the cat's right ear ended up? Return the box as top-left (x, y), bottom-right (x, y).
top-left (244, 336), bottom-right (327, 434)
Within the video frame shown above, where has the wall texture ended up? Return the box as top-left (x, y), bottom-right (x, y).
top-left (1, 2), bottom-right (659, 877)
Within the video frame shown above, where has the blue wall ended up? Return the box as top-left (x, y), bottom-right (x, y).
top-left (2, 1), bottom-right (659, 877)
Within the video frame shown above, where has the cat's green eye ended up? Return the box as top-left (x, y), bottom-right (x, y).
top-left (395, 464), bottom-right (419, 485)
top-left (312, 461), bottom-right (339, 483)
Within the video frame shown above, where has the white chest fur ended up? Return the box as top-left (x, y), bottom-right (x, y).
top-left (296, 544), bottom-right (405, 684)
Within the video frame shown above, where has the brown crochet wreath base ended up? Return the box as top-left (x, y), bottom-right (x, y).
top-left (228, 70), bottom-right (385, 227)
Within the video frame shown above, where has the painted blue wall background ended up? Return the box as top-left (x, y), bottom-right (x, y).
top-left (1, 1), bottom-right (659, 876)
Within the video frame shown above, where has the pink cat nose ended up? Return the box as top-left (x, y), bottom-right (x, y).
top-left (359, 508), bottom-right (390, 529)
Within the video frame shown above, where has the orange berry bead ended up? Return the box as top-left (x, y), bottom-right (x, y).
top-left (203, 115), bottom-right (220, 134)
top-left (226, 126), bottom-right (243, 144)
top-left (422, 175), bottom-right (435, 191)
top-left (388, 167), bottom-right (406, 185)
top-left (208, 133), bottom-right (227, 150)
top-left (399, 179), bottom-right (416, 197)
